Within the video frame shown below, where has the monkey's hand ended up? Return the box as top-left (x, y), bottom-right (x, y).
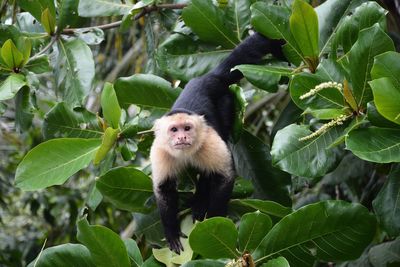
top-left (165, 231), bottom-right (186, 255)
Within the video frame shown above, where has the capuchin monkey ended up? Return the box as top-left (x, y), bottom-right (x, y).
top-left (150, 32), bottom-right (285, 254)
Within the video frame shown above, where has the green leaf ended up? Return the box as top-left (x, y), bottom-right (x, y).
top-left (262, 256), bottom-right (290, 267)
top-left (371, 51), bottom-right (400, 87)
top-left (25, 55), bottom-right (51, 74)
top-left (290, 66), bottom-right (345, 111)
top-left (348, 24), bottom-right (394, 107)
top-left (93, 127), bottom-right (119, 165)
top-left (315, 0), bottom-right (352, 54)
top-left (1, 39), bottom-right (24, 69)
top-left (231, 131), bottom-right (291, 205)
top-left (346, 127), bottom-right (400, 163)
top-left (251, 2), bottom-right (302, 64)
top-left (15, 138), bottom-right (101, 190)
top-left (123, 239), bottom-right (143, 267)
top-left (114, 74), bottom-right (181, 110)
top-left (58, 0), bottom-right (82, 32)
top-left (77, 218), bottom-right (130, 267)
top-left (290, 0), bottom-right (319, 60)
top-left (132, 211), bottom-right (164, 248)
top-left (15, 86), bottom-right (34, 132)
top-left (229, 84), bottom-right (247, 142)
top-left (238, 211), bottom-right (272, 253)
top-left (334, 2), bottom-right (387, 54)
top-left (226, 0), bottom-right (251, 41)
top-left (96, 167), bottom-right (154, 213)
top-left (303, 108), bottom-right (347, 120)
top-left (367, 102), bottom-right (400, 129)
top-left (41, 8), bottom-right (55, 34)
top-left (158, 48), bottom-right (231, 82)
top-left (17, 0), bottom-right (56, 22)
top-left (230, 199), bottom-right (292, 218)
top-left (189, 217), bottom-right (240, 259)
top-left (253, 201), bottom-right (376, 266)
top-left (78, 0), bottom-right (131, 17)
top-left (43, 102), bottom-right (102, 139)
top-left (271, 124), bottom-right (343, 178)
top-left (233, 64), bottom-right (293, 92)
top-left (152, 216), bottom-right (194, 265)
top-left (370, 78), bottom-right (400, 125)
top-left (55, 38), bottom-right (95, 107)
top-left (368, 237), bottom-right (400, 267)
top-left (17, 37), bottom-right (31, 66)
top-left (0, 73), bottom-right (26, 101)
top-left (372, 164), bottom-right (400, 236)
top-left (182, 0), bottom-right (239, 48)
top-left (101, 82), bottom-right (121, 129)
top-left (27, 244), bottom-right (95, 267)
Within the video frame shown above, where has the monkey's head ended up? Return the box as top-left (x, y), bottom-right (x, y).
top-left (153, 113), bottom-right (207, 157)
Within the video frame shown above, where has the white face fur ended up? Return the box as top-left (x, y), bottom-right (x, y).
top-left (153, 113), bottom-right (207, 158)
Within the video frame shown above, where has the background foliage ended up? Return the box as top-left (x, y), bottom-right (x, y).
top-left (1, 0), bottom-right (400, 266)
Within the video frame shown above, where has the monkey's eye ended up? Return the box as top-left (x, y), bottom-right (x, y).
top-left (184, 126), bottom-right (191, 131)
top-left (170, 127), bottom-right (178, 132)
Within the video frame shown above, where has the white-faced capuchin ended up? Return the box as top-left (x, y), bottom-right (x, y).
top-left (150, 32), bottom-right (285, 254)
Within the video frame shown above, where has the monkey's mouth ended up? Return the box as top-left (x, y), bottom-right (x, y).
top-left (174, 142), bottom-right (192, 149)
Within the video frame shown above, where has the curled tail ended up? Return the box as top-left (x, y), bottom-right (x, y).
top-left (210, 33), bottom-right (285, 84)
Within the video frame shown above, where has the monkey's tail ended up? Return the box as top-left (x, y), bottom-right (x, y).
top-left (210, 33), bottom-right (285, 84)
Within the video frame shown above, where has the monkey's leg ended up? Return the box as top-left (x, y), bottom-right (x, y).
top-left (207, 172), bottom-right (234, 217)
top-left (191, 173), bottom-right (211, 221)
top-left (155, 178), bottom-right (184, 254)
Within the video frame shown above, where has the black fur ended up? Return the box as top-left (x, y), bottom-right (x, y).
top-left (156, 32), bottom-right (285, 254)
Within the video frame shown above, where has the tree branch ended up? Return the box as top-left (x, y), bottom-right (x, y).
top-left (134, 3), bottom-right (187, 20)
top-left (62, 20), bottom-right (123, 35)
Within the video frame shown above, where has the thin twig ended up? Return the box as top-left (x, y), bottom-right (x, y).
top-left (62, 20), bottom-right (123, 35)
top-left (29, 36), bottom-right (57, 61)
top-left (134, 3), bottom-right (187, 20)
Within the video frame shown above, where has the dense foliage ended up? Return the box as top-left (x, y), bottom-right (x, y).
top-left (1, 0), bottom-right (400, 266)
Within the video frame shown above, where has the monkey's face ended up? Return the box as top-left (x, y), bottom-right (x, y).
top-left (154, 113), bottom-right (206, 156)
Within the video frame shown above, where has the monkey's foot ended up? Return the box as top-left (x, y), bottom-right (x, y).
top-left (166, 236), bottom-right (184, 255)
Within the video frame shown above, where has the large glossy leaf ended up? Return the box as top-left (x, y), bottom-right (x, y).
top-left (262, 257), bottom-right (290, 267)
top-left (55, 39), bottom-right (95, 107)
top-left (315, 0), bottom-right (352, 53)
top-left (17, 0), bottom-right (55, 22)
top-left (101, 82), bottom-right (121, 129)
top-left (0, 73), bottom-right (26, 101)
top-left (371, 51), bottom-right (400, 87)
top-left (271, 124), bottom-right (343, 178)
top-left (189, 217), bottom-right (239, 259)
top-left (1, 39), bottom-right (24, 69)
top-left (77, 218), bottom-right (130, 267)
top-left (114, 74), bottom-right (181, 110)
top-left (372, 164), bottom-right (400, 236)
top-left (226, 0), bottom-right (251, 41)
top-left (27, 244), bottom-right (95, 267)
top-left (370, 78), bottom-right (400, 125)
top-left (181, 260), bottom-right (225, 267)
top-left (182, 0), bottom-right (238, 48)
top-left (231, 131), bottom-right (291, 206)
top-left (366, 102), bottom-right (400, 129)
top-left (123, 239), bottom-right (143, 267)
top-left (57, 0), bottom-right (81, 32)
top-left (334, 2), bottom-right (386, 54)
top-left (290, 60), bottom-right (345, 111)
top-left (132, 210), bottom-right (164, 247)
top-left (15, 138), bottom-right (101, 190)
top-left (25, 55), bottom-right (51, 74)
top-left (253, 201), bottom-right (376, 266)
top-left (233, 64), bottom-right (293, 92)
top-left (230, 199), bottom-right (292, 218)
top-left (368, 237), bottom-right (400, 266)
top-left (78, 0), bottom-right (131, 17)
top-left (43, 102), bottom-right (102, 139)
top-left (251, 2), bottom-right (302, 63)
top-left (290, 0), bottom-right (319, 59)
top-left (238, 211), bottom-right (272, 253)
top-left (348, 24), bottom-right (394, 107)
top-left (346, 127), bottom-right (400, 163)
top-left (96, 167), bottom-right (154, 213)
top-left (158, 49), bottom-right (230, 82)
